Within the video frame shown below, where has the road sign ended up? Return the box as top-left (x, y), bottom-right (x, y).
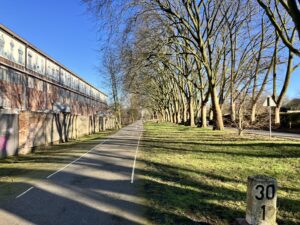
top-left (263, 96), bottom-right (276, 107)
top-left (263, 97), bottom-right (277, 138)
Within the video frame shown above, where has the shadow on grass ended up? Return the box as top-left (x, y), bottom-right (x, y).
top-left (137, 162), bottom-right (244, 224)
top-left (140, 123), bottom-right (300, 225)
top-left (0, 158), bottom-right (221, 225)
top-left (139, 141), bottom-right (300, 159)
top-left (0, 121), bottom-right (299, 225)
top-left (138, 158), bottom-right (300, 225)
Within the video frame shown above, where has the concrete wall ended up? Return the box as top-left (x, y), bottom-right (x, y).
top-left (105, 117), bottom-right (116, 130)
top-left (17, 111), bottom-right (116, 156)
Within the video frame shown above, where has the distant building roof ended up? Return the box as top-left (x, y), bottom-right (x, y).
top-left (0, 23), bottom-right (107, 98)
top-left (282, 98), bottom-right (300, 111)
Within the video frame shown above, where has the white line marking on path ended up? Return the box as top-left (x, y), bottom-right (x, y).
top-left (131, 134), bottom-right (142, 184)
top-left (46, 139), bottom-right (109, 179)
top-left (15, 123), bottom-right (139, 198)
top-left (16, 187), bottom-right (34, 199)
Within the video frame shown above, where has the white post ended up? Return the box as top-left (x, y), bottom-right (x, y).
top-left (269, 107), bottom-right (272, 138)
top-left (246, 175), bottom-right (278, 225)
top-left (235, 175), bottom-right (278, 225)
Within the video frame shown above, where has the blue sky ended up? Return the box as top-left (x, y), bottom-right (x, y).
top-left (288, 61), bottom-right (300, 98)
top-left (0, 0), bottom-right (299, 99)
top-left (0, 0), bottom-right (109, 94)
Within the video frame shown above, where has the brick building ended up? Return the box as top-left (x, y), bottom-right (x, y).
top-left (0, 24), bottom-right (114, 158)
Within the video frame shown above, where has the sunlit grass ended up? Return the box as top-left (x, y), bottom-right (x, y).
top-left (138, 122), bottom-right (300, 225)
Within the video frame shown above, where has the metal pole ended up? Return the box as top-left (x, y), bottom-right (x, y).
top-left (269, 107), bottom-right (272, 138)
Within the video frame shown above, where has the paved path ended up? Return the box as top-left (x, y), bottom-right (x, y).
top-left (244, 129), bottom-right (300, 139)
top-left (0, 121), bottom-right (148, 225)
top-left (223, 126), bottom-right (300, 140)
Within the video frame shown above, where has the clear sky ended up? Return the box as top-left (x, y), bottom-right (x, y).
top-left (0, 0), bottom-right (109, 94)
top-left (288, 60), bottom-right (300, 98)
top-left (0, 0), bottom-right (299, 99)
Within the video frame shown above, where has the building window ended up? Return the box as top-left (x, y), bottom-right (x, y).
top-left (0, 67), bottom-right (8, 81)
top-left (28, 53), bottom-right (32, 69)
top-left (10, 70), bottom-right (18, 84)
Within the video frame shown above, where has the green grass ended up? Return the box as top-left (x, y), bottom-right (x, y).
top-left (0, 129), bottom-right (117, 203)
top-left (138, 122), bottom-right (300, 225)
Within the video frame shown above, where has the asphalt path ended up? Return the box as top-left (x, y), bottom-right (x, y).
top-left (222, 126), bottom-right (300, 139)
top-left (0, 120), bottom-right (148, 225)
top-left (244, 129), bottom-right (300, 139)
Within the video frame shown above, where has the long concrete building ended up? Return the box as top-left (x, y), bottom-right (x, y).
top-left (0, 24), bottom-right (115, 158)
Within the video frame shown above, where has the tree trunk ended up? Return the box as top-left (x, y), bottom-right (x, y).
top-left (209, 108), bottom-right (213, 120)
top-left (169, 105), bottom-right (174, 123)
top-left (189, 97), bottom-right (195, 127)
top-left (161, 110), bottom-right (165, 122)
top-left (274, 41), bottom-right (294, 126)
top-left (251, 103), bottom-right (257, 123)
top-left (201, 104), bottom-right (207, 128)
top-left (211, 86), bottom-right (224, 130)
top-left (231, 100), bottom-right (236, 122)
top-left (238, 104), bottom-right (244, 136)
top-left (183, 102), bottom-right (187, 123)
top-left (170, 108), bottom-right (174, 123)
top-left (167, 108), bottom-right (173, 123)
top-left (173, 110), bottom-right (177, 124)
top-left (166, 109), bottom-right (169, 122)
top-left (176, 101), bottom-right (181, 124)
top-left (219, 103), bottom-right (223, 111)
top-left (117, 106), bottom-right (122, 128)
top-left (174, 100), bottom-right (178, 123)
top-left (275, 107), bottom-right (280, 125)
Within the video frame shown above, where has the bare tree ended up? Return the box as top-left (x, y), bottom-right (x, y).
top-left (84, 0), bottom-right (298, 131)
top-left (273, 29), bottom-right (300, 124)
top-left (103, 50), bottom-right (122, 128)
top-left (256, 0), bottom-right (300, 55)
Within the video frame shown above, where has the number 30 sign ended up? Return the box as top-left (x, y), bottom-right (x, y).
top-left (255, 184), bottom-right (275, 221)
top-left (246, 176), bottom-right (278, 225)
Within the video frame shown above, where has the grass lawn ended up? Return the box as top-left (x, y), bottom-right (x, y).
top-left (0, 130), bottom-right (116, 203)
top-left (138, 122), bottom-right (300, 225)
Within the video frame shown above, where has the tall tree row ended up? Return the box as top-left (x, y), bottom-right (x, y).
top-left (85, 0), bottom-right (299, 131)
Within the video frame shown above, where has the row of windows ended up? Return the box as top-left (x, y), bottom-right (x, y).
top-left (0, 29), bottom-right (105, 102)
top-left (0, 66), bottom-right (105, 102)
top-left (26, 49), bottom-right (105, 102)
top-left (0, 66), bottom-right (25, 84)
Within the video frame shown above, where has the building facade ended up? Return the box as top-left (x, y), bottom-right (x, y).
top-left (0, 24), bottom-right (114, 158)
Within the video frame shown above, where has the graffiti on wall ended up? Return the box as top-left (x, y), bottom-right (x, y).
top-left (0, 30), bottom-right (26, 66)
top-left (27, 48), bottom-right (46, 74)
